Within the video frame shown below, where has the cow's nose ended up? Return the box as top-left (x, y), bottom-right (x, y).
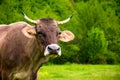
top-left (48, 45), bottom-right (60, 52)
top-left (44, 44), bottom-right (61, 56)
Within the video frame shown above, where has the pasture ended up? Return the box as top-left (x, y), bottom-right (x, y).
top-left (38, 64), bottom-right (120, 80)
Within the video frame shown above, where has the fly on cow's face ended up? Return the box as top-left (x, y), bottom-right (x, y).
top-left (56, 28), bottom-right (61, 37)
top-left (57, 31), bottom-right (61, 36)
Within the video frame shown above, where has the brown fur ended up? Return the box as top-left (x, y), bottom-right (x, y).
top-left (0, 19), bottom-right (61, 80)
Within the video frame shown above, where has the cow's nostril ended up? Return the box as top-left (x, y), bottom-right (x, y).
top-left (57, 48), bottom-right (60, 51)
top-left (48, 46), bottom-right (53, 51)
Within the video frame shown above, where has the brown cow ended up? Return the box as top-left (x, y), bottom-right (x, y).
top-left (0, 13), bottom-right (74, 80)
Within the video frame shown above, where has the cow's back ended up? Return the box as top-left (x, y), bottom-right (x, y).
top-left (0, 25), bottom-right (10, 48)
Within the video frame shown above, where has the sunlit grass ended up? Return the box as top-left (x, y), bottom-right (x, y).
top-left (38, 64), bottom-right (120, 80)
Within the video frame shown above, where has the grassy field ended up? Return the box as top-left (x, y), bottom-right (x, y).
top-left (38, 64), bottom-right (120, 80)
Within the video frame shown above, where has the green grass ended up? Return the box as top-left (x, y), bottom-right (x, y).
top-left (38, 64), bottom-right (120, 80)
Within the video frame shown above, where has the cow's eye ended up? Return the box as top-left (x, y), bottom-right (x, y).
top-left (37, 31), bottom-right (42, 34)
top-left (37, 31), bottom-right (46, 37)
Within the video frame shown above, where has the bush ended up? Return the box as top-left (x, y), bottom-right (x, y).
top-left (79, 28), bottom-right (108, 64)
top-left (104, 51), bottom-right (119, 64)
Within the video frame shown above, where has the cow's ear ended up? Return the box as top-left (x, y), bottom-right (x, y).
top-left (22, 27), bottom-right (36, 38)
top-left (59, 30), bottom-right (74, 42)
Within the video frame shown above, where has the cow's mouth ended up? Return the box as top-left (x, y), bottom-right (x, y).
top-left (44, 44), bottom-right (61, 56)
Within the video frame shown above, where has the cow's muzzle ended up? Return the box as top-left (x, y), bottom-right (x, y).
top-left (44, 44), bottom-right (61, 56)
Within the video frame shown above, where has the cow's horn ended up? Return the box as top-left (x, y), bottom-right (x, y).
top-left (57, 13), bottom-right (73, 24)
top-left (22, 12), bottom-right (37, 24)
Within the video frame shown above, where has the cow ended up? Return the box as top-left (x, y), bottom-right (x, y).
top-left (0, 13), bottom-right (74, 80)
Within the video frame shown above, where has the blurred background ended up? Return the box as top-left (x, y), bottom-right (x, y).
top-left (0, 0), bottom-right (119, 64)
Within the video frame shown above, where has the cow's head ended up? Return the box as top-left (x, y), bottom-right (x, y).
top-left (22, 13), bottom-right (74, 57)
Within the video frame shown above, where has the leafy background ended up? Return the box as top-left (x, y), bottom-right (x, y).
top-left (0, 0), bottom-right (120, 64)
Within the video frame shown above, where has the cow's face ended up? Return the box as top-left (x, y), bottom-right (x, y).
top-left (35, 18), bottom-right (61, 56)
top-left (22, 13), bottom-right (74, 56)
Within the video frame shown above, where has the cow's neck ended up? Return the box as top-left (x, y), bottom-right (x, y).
top-left (30, 39), bottom-right (49, 73)
top-left (13, 38), bottom-right (49, 79)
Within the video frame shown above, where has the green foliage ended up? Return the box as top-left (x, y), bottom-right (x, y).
top-left (0, 0), bottom-right (119, 64)
top-left (80, 28), bottom-right (108, 64)
top-left (87, 28), bottom-right (108, 54)
top-left (104, 51), bottom-right (119, 64)
top-left (74, 0), bottom-right (120, 64)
